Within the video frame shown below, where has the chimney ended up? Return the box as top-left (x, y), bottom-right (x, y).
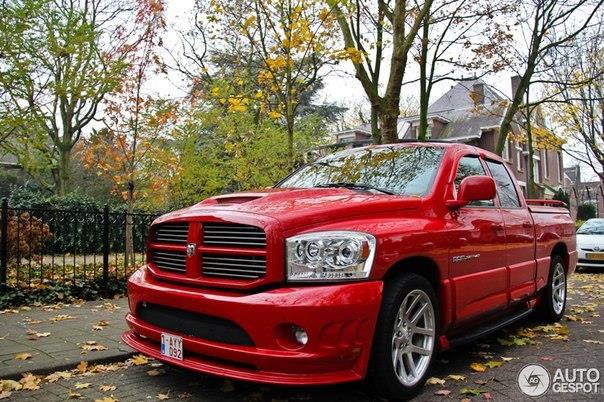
top-left (472, 83), bottom-right (484, 105)
top-left (510, 75), bottom-right (521, 97)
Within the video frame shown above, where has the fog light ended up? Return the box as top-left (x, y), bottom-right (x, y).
top-left (293, 326), bottom-right (308, 345)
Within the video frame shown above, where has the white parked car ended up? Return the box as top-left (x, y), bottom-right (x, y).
top-left (577, 218), bottom-right (604, 269)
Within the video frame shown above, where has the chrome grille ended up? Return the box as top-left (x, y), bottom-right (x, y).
top-left (151, 250), bottom-right (187, 273)
top-left (153, 223), bottom-right (189, 244)
top-left (203, 223), bottom-right (266, 247)
top-left (202, 255), bottom-right (266, 279)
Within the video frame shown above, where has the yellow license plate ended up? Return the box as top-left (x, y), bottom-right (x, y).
top-left (586, 252), bottom-right (604, 260)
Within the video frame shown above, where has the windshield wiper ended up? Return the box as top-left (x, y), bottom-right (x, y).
top-left (315, 182), bottom-right (395, 195)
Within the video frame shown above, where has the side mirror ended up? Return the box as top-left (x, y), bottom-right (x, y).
top-left (446, 175), bottom-right (496, 209)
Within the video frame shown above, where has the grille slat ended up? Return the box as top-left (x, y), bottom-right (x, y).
top-left (202, 254), bottom-right (266, 279)
top-left (151, 250), bottom-right (187, 273)
top-left (203, 223), bottom-right (266, 248)
top-left (153, 223), bottom-right (189, 244)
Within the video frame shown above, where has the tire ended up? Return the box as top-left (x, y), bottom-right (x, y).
top-left (539, 255), bottom-right (567, 322)
top-left (368, 273), bottom-right (439, 400)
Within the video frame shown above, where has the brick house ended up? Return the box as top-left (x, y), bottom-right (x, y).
top-left (327, 78), bottom-right (565, 198)
top-left (563, 165), bottom-right (604, 218)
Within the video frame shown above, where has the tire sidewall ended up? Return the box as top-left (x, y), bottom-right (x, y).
top-left (543, 255), bottom-right (567, 321)
top-left (369, 274), bottom-right (440, 399)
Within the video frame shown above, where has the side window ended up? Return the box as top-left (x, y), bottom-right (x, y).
top-left (486, 161), bottom-right (521, 208)
top-left (455, 156), bottom-right (494, 207)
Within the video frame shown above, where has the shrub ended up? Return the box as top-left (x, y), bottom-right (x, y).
top-left (553, 189), bottom-right (570, 209)
top-left (577, 203), bottom-right (597, 221)
top-left (6, 211), bottom-right (53, 262)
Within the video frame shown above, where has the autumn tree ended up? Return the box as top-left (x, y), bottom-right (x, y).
top-left (329, 0), bottom-right (435, 144)
top-left (0, 0), bottom-right (158, 194)
top-left (546, 22), bottom-right (604, 182)
top-left (410, 0), bottom-right (515, 140)
top-left (493, 0), bottom-right (604, 156)
top-left (82, 0), bottom-right (171, 268)
top-left (174, 0), bottom-right (340, 164)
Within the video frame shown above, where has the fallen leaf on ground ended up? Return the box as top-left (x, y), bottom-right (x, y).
top-left (36, 332), bottom-right (51, 337)
top-left (426, 377), bottom-right (446, 385)
top-left (20, 373), bottom-right (41, 390)
top-left (0, 380), bottom-right (22, 392)
top-left (447, 374), bottom-right (466, 381)
top-left (483, 392), bottom-right (493, 400)
top-left (45, 371), bottom-right (72, 382)
top-left (76, 361), bottom-right (88, 373)
top-left (95, 397), bottom-right (118, 402)
top-left (0, 391), bottom-right (11, 400)
top-left (485, 360), bottom-right (504, 368)
top-left (147, 369), bottom-right (165, 377)
top-left (434, 389), bottom-right (451, 396)
top-left (74, 382), bottom-right (91, 389)
top-left (80, 341), bottom-right (108, 353)
top-left (92, 326), bottom-right (104, 331)
top-left (68, 390), bottom-right (83, 399)
top-left (157, 393), bottom-right (169, 400)
top-left (97, 320), bottom-right (110, 327)
top-left (131, 354), bottom-right (149, 366)
top-left (15, 353), bottom-right (32, 360)
top-left (177, 392), bottom-right (192, 399)
top-left (583, 339), bottom-right (603, 344)
top-left (51, 314), bottom-right (74, 322)
top-left (470, 362), bottom-right (487, 372)
top-left (100, 385), bottom-right (117, 392)
top-left (460, 387), bottom-right (483, 396)
top-left (501, 357), bottom-right (513, 362)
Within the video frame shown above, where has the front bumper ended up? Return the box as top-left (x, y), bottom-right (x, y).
top-left (122, 267), bottom-right (383, 385)
top-left (577, 249), bottom-right (604, 268)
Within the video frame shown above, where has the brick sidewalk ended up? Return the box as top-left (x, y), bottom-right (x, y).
top-left (0, 298), bottom-right (132, 378)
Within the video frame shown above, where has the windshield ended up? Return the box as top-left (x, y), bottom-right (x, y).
top-left (278, 145), bottom-right (444, 197)
top-left (577, 219), bottom-right (604, 235)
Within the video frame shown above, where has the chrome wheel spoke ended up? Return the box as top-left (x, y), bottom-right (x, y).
top-left (391, 289), bottom-right (435, 387)
top-left (551, 263), bottom-right (566, 314)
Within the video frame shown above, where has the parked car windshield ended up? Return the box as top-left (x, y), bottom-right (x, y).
top-left (278, 145), bottom-right (444, 197)
top-left (577, 219), bottom-right (604, 235)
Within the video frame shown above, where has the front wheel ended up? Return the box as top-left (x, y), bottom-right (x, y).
top-left (368, 273), bottom-right (439, 400)
top-left (539, 255), bottom-right (567, 322)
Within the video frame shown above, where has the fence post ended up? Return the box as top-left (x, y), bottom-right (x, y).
top-left (102, 204), bottom-right (109, 288)
top-left (0, 198), bottom-right (8, 287)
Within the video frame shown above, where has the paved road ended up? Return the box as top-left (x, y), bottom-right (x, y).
top-left (1, 270), bottom-right (602, 401)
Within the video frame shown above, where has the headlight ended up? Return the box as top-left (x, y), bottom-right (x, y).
top-left (286, 231), bottom-right (376, 281)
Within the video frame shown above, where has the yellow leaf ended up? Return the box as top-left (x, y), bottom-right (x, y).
top-left (0, 380), bottom-right (22, 392)
top-left (19, 373), bottom-right (41, 390)
top-left (131, 354), bottom-right (149, 366)
top-left (45, 371), bottom-right (72, 382)
top-left (76, 361), bottom-right (88, 374)
top-left (15, 353), bottom-right (32, 360)
top-left (470, 362), bottom-right (487, 372)
top-left (74, 383), bottom-right (91, 389)
top-left (485, 360), bottom-right (504, 368)
top-left (447, 374), bottom-right (466, 381)
top-left (68, 390), bottom-right (83, 399)
top-left (426, 376), bottom-right (446, 385)
top-left (156, 393), bottom-right (170, 400)
top-left (0, 391), bottom-right (11, 400)
top-left (100, 385), bottom-right (117, 392)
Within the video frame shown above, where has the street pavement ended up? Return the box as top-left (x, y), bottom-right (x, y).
top-left (0, 270), bottom-right (602, 401)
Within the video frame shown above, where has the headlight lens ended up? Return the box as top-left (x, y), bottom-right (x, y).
top-left (286, 231), bottom-right (376, 281)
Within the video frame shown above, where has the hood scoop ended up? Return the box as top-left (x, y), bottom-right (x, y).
top-left (201, 193), bottom-right (268, 206)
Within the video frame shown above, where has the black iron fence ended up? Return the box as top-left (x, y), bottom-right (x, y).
top-left (0, 198), bottom-right (159, 288)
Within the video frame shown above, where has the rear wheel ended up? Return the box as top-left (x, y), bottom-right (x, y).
top-left (368, 273), bottom-right (439, 400)
top-left (539, 255), bottom-right (567, 322)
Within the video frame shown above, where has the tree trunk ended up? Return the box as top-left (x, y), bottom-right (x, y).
top-left (124, 181), bottom-right (135, 273)
top-left (379, 104), bottom-right (399, 144)
top-left (371, 105), bottom-right (381, 144)
top-left (56, 148), bottom-right (71, 196)
top-left (418, 17), bottom-right (429, 142)
top-left (286, 115), bottom-right (294, 167)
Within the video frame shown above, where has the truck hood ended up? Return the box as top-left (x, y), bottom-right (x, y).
top-left (157, 188), bottom-right (422, 229)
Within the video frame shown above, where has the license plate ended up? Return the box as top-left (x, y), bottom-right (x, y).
top-left (586, 252), bottom-right (604, 260)
top-left (160, 333), bottom-right (183, 361)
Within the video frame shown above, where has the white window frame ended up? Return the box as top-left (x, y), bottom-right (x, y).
top-left (542, 149), bottom-right (549, 179)
top-left (533, 153), bottom-right (541, 183)
top-left (502, 139), bottom-right (511, 161)
top-left (515, 143), bottom-right (524, 172)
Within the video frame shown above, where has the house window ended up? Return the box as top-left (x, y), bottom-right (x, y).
top-left (502, 140), bottom-right (510, 161)
top-left (533, 154), bottom-right (541, 183)
top-left (542, 149), bottom-right (548, 179)
top-left (516, 143), bottom-right (524, 172)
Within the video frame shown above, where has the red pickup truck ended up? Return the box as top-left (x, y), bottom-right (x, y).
top-left (123, 142), bottom-right (577, 399)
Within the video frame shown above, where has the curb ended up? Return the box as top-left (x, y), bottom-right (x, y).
top-left (0, 350), bottom-right (135, 381)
